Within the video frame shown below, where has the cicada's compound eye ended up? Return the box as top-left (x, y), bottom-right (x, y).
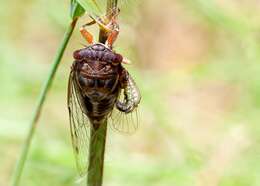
top-left (112, 54), bottom-right (123, 65)
top-left (115, 54), bottom-right (123, 62)
top-left (73, 50), bottom-right (82, 60)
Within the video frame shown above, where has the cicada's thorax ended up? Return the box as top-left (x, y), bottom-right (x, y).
top-left (72, 43), bottom-right (125, 126)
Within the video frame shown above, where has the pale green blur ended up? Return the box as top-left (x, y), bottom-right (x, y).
top-left (1, 0), bottom-right (260, 186)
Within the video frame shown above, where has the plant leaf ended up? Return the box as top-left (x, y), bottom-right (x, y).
top-left (76, 0), bottom-right (102, 16)
top-left (70, 0), bottom-right (85, 19)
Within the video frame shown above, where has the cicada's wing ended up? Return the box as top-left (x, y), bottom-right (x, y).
top-left (67, 70), bottom-right (91, 176)
top-left (109, 90), bottom-right (140, 134)
top-left (109, 72), bottom-right (141, 134)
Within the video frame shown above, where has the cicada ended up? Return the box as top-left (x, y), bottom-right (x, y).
top-left (67, 8), bottom-right (141, 176)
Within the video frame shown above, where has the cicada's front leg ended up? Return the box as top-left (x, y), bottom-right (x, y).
top-left (89, 11), bottom-right (120, 48)
top-left (116, 68), bottom-right (141, 113)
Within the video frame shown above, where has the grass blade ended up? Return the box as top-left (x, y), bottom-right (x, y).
top-left (71, 0), bottom-right (85, 19)
top-left (11, 18), bottom-right (78, 186)
top-left (76, 0), bottom-right (102, 15)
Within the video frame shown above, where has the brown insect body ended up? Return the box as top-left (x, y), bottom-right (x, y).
top-left (72, 43), bottom-right (127, 128)
top-left (68, 11), bottom-right (141, 175)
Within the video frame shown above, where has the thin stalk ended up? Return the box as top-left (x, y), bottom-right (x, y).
top-left (87, 1), bottom-right (118, 186)
top-left (87, 122), bottom-right (108, 186)
top-left (11, 18), bottom-right (78, 186)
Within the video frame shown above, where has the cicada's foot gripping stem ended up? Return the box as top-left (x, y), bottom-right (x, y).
top-left (116, 72), bottom-right (141, 113)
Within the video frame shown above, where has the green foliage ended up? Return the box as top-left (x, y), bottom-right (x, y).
top-left (76, 0), bottom-right (103, 15)
top-left (71, 0), bottom-right (106, 20)
top-left (70, 0), bottom-right (85, 19)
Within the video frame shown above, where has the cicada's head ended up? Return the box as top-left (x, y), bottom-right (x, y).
top-left (73, 43), bottom-right (123, 77)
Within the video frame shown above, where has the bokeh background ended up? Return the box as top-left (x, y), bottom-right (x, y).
top-left (1, 0), bottom-right (260, 186)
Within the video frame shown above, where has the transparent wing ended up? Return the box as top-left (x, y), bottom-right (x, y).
top-left (67, 70), bottom-right (91, 176)
top-left (108, 91), bottom-right (139, 134)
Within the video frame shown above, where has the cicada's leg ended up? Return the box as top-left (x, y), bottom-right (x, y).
top-left (80, 20), bottom-right (96, 44)
top-left (116, 69), bottom-right (141, 113)
top-left (89, 14), bottom-right (112, 32)
top-left (89, 14), bottom-right (120, 48)
top-left (106, 16), bottom-right (120, 48)
top-left (107, 28), bottom-right (119, 48)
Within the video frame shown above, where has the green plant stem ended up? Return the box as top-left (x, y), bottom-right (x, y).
top-left (87, 122), bottom-right (108, 186)
top-left (11, 18), bottom-right (78, 186)
top-left (87, 1), bottom-right (118, 186)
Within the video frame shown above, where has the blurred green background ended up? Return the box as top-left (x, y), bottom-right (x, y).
top-left (1, 0), bottom-right (260, 186)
